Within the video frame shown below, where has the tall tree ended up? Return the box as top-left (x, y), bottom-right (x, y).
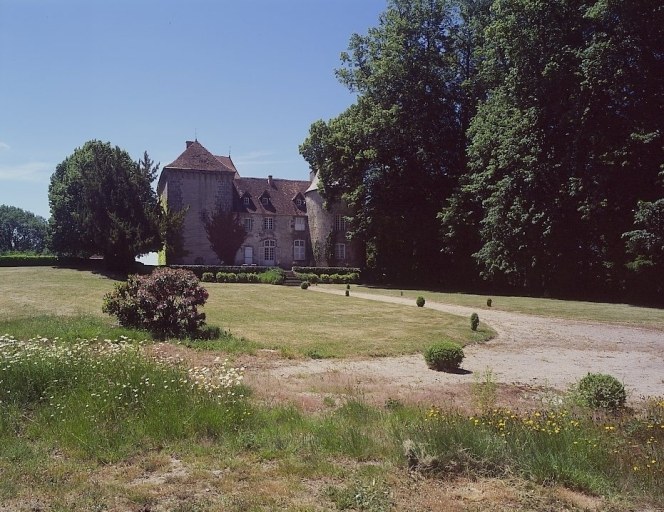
top-left (301, 0), bottom-right (489, 282)
top-left (0, 205), bottom-right (49, 253)
top-left (443, 0), bottom-right (664, 295)
top-left (48, 141), bottom-right (162, 270)
top-left (203, 209), bottom-right (247, 265)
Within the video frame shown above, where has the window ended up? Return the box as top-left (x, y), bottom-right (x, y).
top-left (334, 243), bottom-right (346, 261)
top-left (243, 218), bottom-right (253, 232)
top-left (294, 216), bottom-right (305, 231)
top-left (263, 217), bottom-right (273, 230)
top-left (334, 214), bottom-right (346, 232)
top-left (295, 198), bottom-right (303, 206)
top-left (243, 196), bottom-right (250, 206)
top-left (261, 196), bottom-right (270, 206)
top-left (263, 239), bottom-right (276, 263)
top-left (293, 239), bottom-right (305, 260)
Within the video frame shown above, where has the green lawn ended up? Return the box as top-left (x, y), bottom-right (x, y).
top-left (329, 284), bottom-right (664, 330)
top-left (0, 267), bottom-right (493, 357)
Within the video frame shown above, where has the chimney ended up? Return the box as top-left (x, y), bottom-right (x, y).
top-left (267, 175), bottom-right (274, 187)
top-left (186, 140), bottom-right (195, 148)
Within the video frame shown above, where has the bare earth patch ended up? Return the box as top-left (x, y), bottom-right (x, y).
top-left (246, 288), bottom-right (664, 409)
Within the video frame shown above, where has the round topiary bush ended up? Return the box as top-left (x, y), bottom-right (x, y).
top-left (577, 373), bottom-right (626, 410)
top-left (470, 312), bottom-right (480, 331)
top-left (416, 296), bottom-right (425, 307)
top-left (300, 281), bottom-right (310, 289)
top-left (424, 341), bottom-right (464, 371)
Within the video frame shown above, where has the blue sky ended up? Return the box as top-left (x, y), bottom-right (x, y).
top-left (0, 0), bottom-right (386, 220)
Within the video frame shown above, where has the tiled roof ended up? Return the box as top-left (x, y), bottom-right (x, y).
top-left (164, 141), bottom-right (235, 173)
top-left (234, 177), bottom-right (309, 216)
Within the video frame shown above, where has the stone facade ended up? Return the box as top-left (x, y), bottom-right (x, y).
top-left (157, 141), bottom-right (363, 268)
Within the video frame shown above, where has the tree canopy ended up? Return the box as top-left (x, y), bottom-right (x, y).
top-left (48, 141), bottom-right (162, 270)
top-left (302, 0), bottom-right (664, 300)
top-left (0, 205), bottom-right (49, 254)
top-left (203, 208), bottom-right (247, 265)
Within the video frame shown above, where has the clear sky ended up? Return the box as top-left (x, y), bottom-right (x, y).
top-left (0, 0), bottom-right (387, 220)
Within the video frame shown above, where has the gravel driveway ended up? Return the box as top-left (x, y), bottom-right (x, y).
top-left (266, 287), bottom-right (664, 403)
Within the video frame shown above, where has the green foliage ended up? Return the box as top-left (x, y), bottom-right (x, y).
top-left (48, 142), bottom-right (162, 271)
top-left (0, 254), bottom-right (58, 266)
top-left (258, 268), bottom-right (285, 285)
top-left (0, 205), bottom-right (49, 254)
top-left (487, 298), bottom-right (492, 307)
top-left (423, 341), bottom-right (464, 371)
top-left (576, 373), bottom-right (627, 410)
top-left (0, 335), bottom-right (249, 461)
top-left (102, 267), bottom-right (209, 339)
top-left (470, 312), bottom-right (479, 331)
top-left (300, 281), bottom-right (309, 289)
top-left (416, 296), bottom-right (425, 307)
top-left (345, 289), bottom-right (350, 297)
top-left (300, 0), bottom-right (487, 283)
top-left (203, 208), bottom-right (247, 265)
top-left (442, 0), bottom-right (664, 296)
top-left (201, 272), bottom-right (215, 282)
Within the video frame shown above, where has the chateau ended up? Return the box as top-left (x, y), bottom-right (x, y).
top-left (157, 140), bottom-right (362, 268)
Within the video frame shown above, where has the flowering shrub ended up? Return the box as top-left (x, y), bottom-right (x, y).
top-left (102, 267), bottom-right (209, 339)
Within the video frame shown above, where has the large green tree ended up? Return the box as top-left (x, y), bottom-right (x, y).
top-left (442, 0), bottom-right (664, 295)
top-left (48, 141), bottom-right (162, 270)
top-left (203, 208), bottom-right (247, 265)
top-left (301, 0), bottom-right (489, 282)
top-left (0, 205), bottom-right (49, 253)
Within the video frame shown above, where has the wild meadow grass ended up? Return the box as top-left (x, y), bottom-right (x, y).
top-left (0, 334), bottom-right (249, 462)
top-left (1, 332), bottom-right (663, 508)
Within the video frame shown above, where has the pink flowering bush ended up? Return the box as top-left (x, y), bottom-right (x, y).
top-left (103, 267), bottom-right (209, 339)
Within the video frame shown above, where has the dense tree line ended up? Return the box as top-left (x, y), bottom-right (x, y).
top-left (0, 205), bottom-right (49, 253)
top-left (300, 0), bottom-right (663, 300)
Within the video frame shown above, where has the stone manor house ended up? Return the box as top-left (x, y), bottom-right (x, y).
top-left (157, 140), bottom-right (362, 268)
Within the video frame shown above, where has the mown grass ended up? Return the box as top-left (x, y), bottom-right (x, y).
top-left (330, 284), bottom-right (664, 329)
top-left (0, 267), bottom-right (493, 358)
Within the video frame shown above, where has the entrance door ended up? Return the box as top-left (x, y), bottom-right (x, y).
top-left (244, 246), bottom-right (253, 265)
top-left (263, 240), bottom-right (275, 266)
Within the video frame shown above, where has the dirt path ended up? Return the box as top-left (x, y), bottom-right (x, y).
top-left (259, 287), bottom-right (664, 406)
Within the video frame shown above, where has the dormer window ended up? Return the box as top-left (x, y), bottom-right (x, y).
top-left (243, 196), bottom-right (250, 206)
top-left (295, 198), bottom-right (303, 206)
top-left (261, 197), bottom-right (270, 206)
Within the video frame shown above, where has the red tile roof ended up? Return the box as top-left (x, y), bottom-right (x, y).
top-left (234, 177), bottom-right (309, 216)
top-left (164, 141), bottom-right (235, 173)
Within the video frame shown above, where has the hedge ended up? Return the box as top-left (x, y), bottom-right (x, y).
top-left (292, 266), bottom-right (361, 276)
top-left (169, 265), bottom-right (272, 278)
top-left (0, 255), bottom-right (59, 266)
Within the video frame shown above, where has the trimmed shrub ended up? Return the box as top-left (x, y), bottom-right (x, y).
top-left (102, 267), bottom-right (209, 339)
top-left (487, 298), bottom-right (492, 307)
top-left (247, 273), bottom-right (260, 283)
top-left (416, 296), bottom-right (425, 307)
top-left (424, 341), bottom-right (465, 371)
top-left (201, 272), bottom-right (215, 282)
top-left (345, 289), bottom-right (349, 297)
top-left (470, 312), bottom-right (480, 331)
top-left (300, 281), bottom-right (310, 289)
top-left (308, 273), bottom-right (320, 284)
top-left (236, 272), bottom-right (248, 283)
top-left (576, 373), bottom-right (626, 410)
top-left (258, 268), bottom-right (285, 285)
top-left (346, 284), bottom-right (351, 290)
top-left (320, 273), bottom-right (331, 284)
